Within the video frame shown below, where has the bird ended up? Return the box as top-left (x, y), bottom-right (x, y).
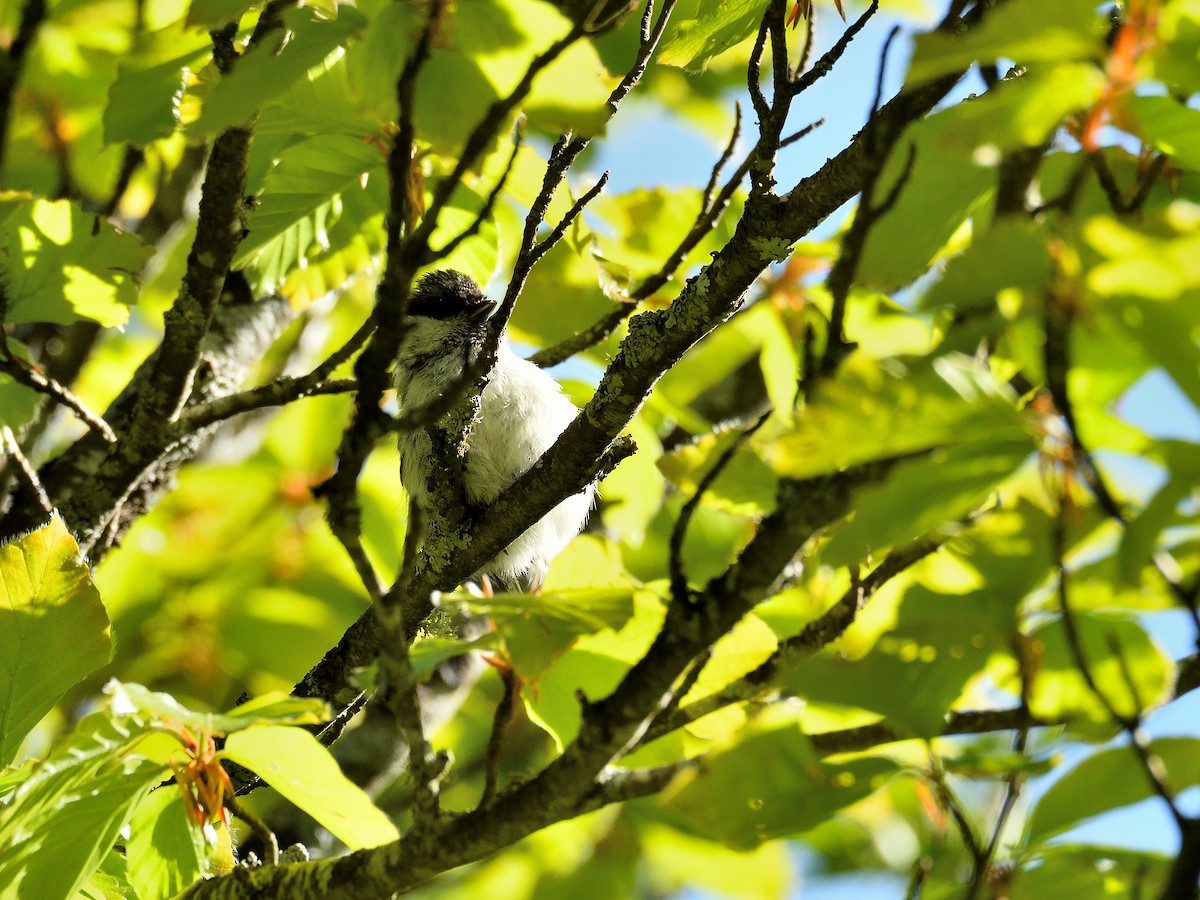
top-left (394, 269), bottom-right (594, 591)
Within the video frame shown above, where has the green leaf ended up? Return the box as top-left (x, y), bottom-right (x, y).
top-left (234, 134), bottom-right (386, 277)
top-left (1026, 614), bottom-right (1172, 723)
top-left (408, 632), bottom-right (500, 683)
top-left (1117, 441), bottom-right (1200, 583)
top-left (922, 218), bottom-right (1052, 312)
top-left (768, 354), bottom-right (1027, 480)
top-left (223, 691), bottom-right (331, 726)
top-left (684, 613), bottom-right (777, 704)
top-left (125, 784), bottom-right (207, 900)
top-left (0, 340), bottom-right (43, 430)
top-left (906, 0), bottom-right (1103, 86)
top-left (1012, 845), bottom-right (1171, 900)
top-left (658, 0), bottom-right (771, 71)
top-left (104, 26), bottom-right (211, 145)
top-left (189, 7), bottom-right (368, 136)
top-left (658, 426), bottom-right (778, 518)
top-left (472, 585), bottom-right (635, 683)
top-left (663, 709), bottom-right (896, 849)
top-left (857, 108), bottom-right (996, 290)
top-left (781, 583), bottom-right (1012, 737)
top-left (0, 198), bottom-right (151, 327)
top-left (821, 433), bottom-right (1033, 568)
top-left (935, 63), bottom-right (1105, 154)
top-left (1130, 94), bottom-right (1200, 173)
top-left (523, 588), bottom-right (666, 749)
top-left (106, 681), bottom-right (329, 738)
top-left (221, 725), bottom-right (399, 849)
top-left (0, 710), bottom-right (165, 899)
top-left (1028, 738), bottom-right (1200, 843)
top-left (1109, 299), bottom-right (1200, 409)
top-left (0, 517), bottom-right (112, 767)
top-left (1086, 216), bottom-right (1200, 300)
top-left (421, 181), bottom-right (500, 289)
top-left (187, 0), bottom-right (259, 29)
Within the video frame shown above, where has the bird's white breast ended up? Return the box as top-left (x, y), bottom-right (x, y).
top-left (396, 330), bottom-right (593, 586)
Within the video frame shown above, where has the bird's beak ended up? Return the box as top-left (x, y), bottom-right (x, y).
top-left (468, 300), bottom-right (494, 322)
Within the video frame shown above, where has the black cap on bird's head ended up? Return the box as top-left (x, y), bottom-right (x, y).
top-left (407, 270), bottom-right (493, 322)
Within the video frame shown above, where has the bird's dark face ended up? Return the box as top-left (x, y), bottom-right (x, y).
top-left (396, 270), bottom-right (494, 380)
top-left (406, 270), bottom-right (493, 324)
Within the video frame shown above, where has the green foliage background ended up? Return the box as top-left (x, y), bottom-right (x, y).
top-left (1, 0), bottom-right (1200, 897)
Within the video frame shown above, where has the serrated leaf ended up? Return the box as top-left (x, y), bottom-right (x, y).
top-left (0, 711), bottom-right (166, 899)
top-left (658, 0), bottom-right (771, 71)
top-left (107, 682), bottom-right (329, 737)
top-left (235, 134), bottom-right (386, 274)
top-left (658, 427), bottom-right (778, 517)
top-left (221, 725), bottom-right (398, 849)
top-left (522, 588), bottom-right (666, 750)
top-left (0, 199), bottom-right (151, 327)
top-left (768, 354), bottom-right (1026, 480)
top-left (0, 517), bottom-right (111, 767)
top-left (189, 6), bottom-right (368, 136)
top-left (223, 692), bottom-right (331, 726)
top-left (104, 26), bottom-right (210, 145)
top-left (470, 586), bottom-right (635, 683)
top-left (1028, 737), bottom-right (1200, 843)
top-left (858, 110), bottom-right (995, 291)
top-left (1012, 844), bottom-right (1171, 900)
top-left (922, 218), bottom-right (1052, 311)
top-left (684, 614), bottom-right (778, 704)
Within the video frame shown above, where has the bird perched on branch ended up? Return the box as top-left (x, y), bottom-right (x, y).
top-left (394, 269), bottom-right (593, 591)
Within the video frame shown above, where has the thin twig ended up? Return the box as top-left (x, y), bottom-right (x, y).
top-left (0, 343), bottom-right (116, 442)
top-left (0, 426), bottom-right (51, 513)
top-left (224, 793), bottom-right (279, 866)
top-left (702, 102), bottom-right (742, 214)
top-left (644, 528), bottom-right (955, 745)
top-left (479, 663), bottom-right (518, 807)
top-left (180, 310), bottom-right (373, 430)
top-left (430, 120), bottom-right (526, 261)
top-left (668, 412), bottom-right (769, 605)
top-left (790, 0), bottom-right (879, 96)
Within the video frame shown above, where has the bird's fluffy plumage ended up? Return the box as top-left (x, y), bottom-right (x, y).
top-left (395, 271), bottom-right (593, 588)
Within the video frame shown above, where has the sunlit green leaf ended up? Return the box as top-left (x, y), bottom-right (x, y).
top-left (0, 710), bottom-right (165, 900)
top-left (664, 709), bottom-right (896, 849)
top-left (189, 6), bottom-right (368, 136)
top-left (104, 26), bottom-right (210, 145)
top-left (0, 199), bottom-right (151, 327)
top-left (858, 109), bottom-right (995, 290)
top-left (125, 784), bottom-right (207, 900)
top-left (221, 725), bottom-right (399, 849)
top-left (821, 433), bottom-right (1033, 568)
top-left (907, 0), bottom-right (1103, 85)
top-left (1012, 845), bottom-right (1171, 900)
top-left (1025, 614), bottom-right (1173, 723)
top-left (1028, 738), bottom-right (1200, 843)
top-left (0, 517), bottom-right (111, 767)
top-left (658, 0), bottom-right (771, 71)
top-left (1130, 94), bottom-right (1200, 174)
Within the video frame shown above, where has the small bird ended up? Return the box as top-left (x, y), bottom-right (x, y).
top-left (394, 269), bottom-right (593, 590)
